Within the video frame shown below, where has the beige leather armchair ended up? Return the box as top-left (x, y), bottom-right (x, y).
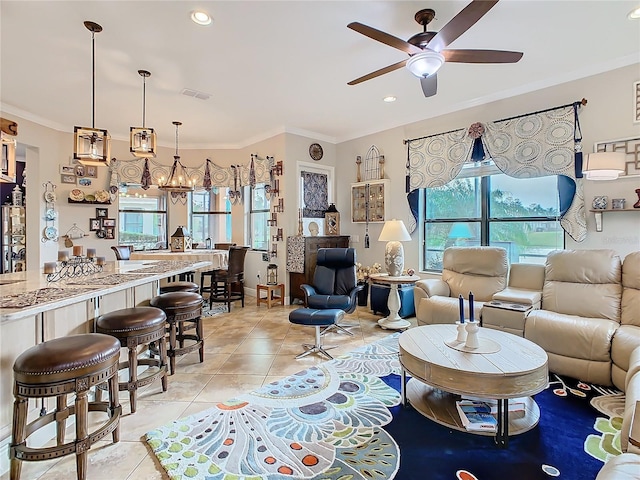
top-left (524, 249), bottom-right (622, 387)
top-left (414, 246), bottom-right (508, 325)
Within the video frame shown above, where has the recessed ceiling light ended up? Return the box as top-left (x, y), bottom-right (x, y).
top-left (383, 96), bottom-right (397, 103)
top-left (191, 10), bottom-right (212, 26)
top-left (629, 6), bottom-right (640, 19)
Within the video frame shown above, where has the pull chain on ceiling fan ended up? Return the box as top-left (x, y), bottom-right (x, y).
top-left (347, 0), bottom-right (523, 97)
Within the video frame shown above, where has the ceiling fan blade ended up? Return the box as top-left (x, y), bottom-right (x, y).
top-left (443, 49), bottom-right (523, 64)
top-left (348, 59), bottom-right (408, 86)
top-left (348, 22), bottom-right (423, 55)
top-left (420, 75), bottom-right (437, 97)
top-left (427, 0), bottom-right (499, 53)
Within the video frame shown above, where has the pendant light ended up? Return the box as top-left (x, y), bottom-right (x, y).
top-left (157, 121), bottom-right (194, 193)
top-left (74, 21), bottom-right (111, 166)
top-left (130, 69), bottom-right (157, 157)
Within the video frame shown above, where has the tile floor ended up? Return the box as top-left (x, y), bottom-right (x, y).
top-left (4, 301), bottom-right (415, 480)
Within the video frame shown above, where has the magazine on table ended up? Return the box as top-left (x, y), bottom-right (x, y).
top-left (456, 398), bottom-right (527, 432)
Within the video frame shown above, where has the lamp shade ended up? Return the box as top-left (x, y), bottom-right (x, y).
top-left (378, 219), bottom-right (411, 242)
top-left (583, 152), bottom-right (626, 180)
top-left (406, 50), bottom-right (445, 78)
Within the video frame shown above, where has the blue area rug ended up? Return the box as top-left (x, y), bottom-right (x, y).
top-left (146, 333), bottom-right (619, 479)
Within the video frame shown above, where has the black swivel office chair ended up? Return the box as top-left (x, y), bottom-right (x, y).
top-left (300, 248), bottom-right (363, 335)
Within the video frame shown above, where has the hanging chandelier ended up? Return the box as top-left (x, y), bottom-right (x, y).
top-left (130, 69), bottom-right (157, 157)
top-left (157, 121), bottom-right (194, 193)
top-left (73, 21), bottom-right (111, 167)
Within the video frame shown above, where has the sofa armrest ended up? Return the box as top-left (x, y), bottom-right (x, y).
top-left (414, 279), bottom-right (450, 299)
top-left (492, 287), bottom-right (542, 308)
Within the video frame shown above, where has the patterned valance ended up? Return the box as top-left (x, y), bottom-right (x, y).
top-left (109, 154), bottom-right (274, 191)
top-left (406, 103), bottom-right (586, 242)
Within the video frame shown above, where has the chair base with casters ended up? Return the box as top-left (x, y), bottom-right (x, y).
top-left (289, 308), bottom-right (345, 359)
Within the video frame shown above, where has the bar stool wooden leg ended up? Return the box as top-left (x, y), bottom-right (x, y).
top-left (168, 321), bottom-right (177, 375)
top-left (159, 337), bottom-right (168, 392)
top-left (75, 390), bottom-right (89, 480)
top-left (56, 394), bottom-right (68, 445)
top-left (127, 344), bottom-right (138, 413)
top-left (10, 396), bottom-right (27, 480)
top-left (197, 319), bottom-right (204, 363)
top-left (108, 373), bottom-right (120, 443)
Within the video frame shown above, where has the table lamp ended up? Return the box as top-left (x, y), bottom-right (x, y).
top-left (378, 219), bottom-right (411, 277)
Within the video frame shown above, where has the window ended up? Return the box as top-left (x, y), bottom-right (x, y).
top-left (423, 166), bottom-right (563, 271)
top-left (118, 187), bottom-right (167, 249)
top-left (248, 183), bottom-right (270, 250)
top-left (190, 188), bottom-right (232, 246)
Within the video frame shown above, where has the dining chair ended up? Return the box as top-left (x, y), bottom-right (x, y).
top-left (200, 246), bottom-right (249, 311)
top-left (111, 245), bottom-right (133, 260)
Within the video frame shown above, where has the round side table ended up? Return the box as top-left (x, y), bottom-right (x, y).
top-left (369, 273), bottom-right (420, 330)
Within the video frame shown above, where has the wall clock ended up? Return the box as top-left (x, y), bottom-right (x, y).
top-left (309, 143), bottom-right (323, 161)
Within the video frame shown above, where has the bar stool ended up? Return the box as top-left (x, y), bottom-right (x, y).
top-left (95, 307), bottom-right (168, 413)
top-left (10, 334), bottom-right (122, 480)
top-left (150, 292), bottom-right (204, 375)
top-left (160, 281), bottom-right (199, 294)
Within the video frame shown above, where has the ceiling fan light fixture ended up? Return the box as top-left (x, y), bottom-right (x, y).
top-left (583, 152), bottom-right (626, 180)
top-left (406, 50), bottom-right (444, 78)
top-left (191, 10), bottom-right (212, 26)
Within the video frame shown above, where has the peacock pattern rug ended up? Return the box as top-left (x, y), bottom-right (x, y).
top-left (146, 334), bottom-right (622, 480)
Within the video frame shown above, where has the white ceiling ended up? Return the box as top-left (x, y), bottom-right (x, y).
top-left (1, 1), bottom-right (639, 149)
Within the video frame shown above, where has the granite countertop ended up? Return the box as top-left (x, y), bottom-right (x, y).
top-left (0, 259), bottom-right (211, 323)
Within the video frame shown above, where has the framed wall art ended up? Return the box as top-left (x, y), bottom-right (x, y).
top-left (89, 218), bottom-right (101, 231)
top-left (96, 208), bottom-right (108, 218)
top-left (61, 174), bottom-right (76, 184)
top-left (102, 218), bottom-right (116, 227)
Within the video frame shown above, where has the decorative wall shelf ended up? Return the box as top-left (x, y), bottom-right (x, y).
top-left (589, 208), bottom-right (639, 232)
top-left (67, 199), bottom-right (112, 205)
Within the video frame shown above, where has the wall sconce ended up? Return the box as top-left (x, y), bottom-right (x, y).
top-left (130, 69), bottom-right (157, 157)
top-left (583, 152), bottom-right (626, 180)
top-left (73, 21), bottom-right (111, 166)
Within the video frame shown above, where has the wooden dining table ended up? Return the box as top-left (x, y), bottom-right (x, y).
top-left (130, 249), bottom-right (229, 270)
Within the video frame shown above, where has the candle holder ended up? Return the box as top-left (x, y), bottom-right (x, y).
top-left (44, 255), bottom-right (103, 282)
top-left (455, 321), bottom-right (467, 343)
top-left (464, 320), bottom-right (480, 349)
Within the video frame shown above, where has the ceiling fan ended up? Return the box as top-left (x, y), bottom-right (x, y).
top-left (347, 0), bottom-right (523, 97)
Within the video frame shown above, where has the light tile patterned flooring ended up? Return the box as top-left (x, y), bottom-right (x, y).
top-left (4, 302), bottom-right (416, 480)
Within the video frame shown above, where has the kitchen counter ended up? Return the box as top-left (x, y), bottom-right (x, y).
top-left (0, 259), bottom-right (211, 323)
top-left (130, 249), bottom-right (228, 270)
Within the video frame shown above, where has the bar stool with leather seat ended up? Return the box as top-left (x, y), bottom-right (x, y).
top-left (95, 307), bottom-right (168, 414)
top-left (10, 333), bottom-right (122, 480)
top-left (150, 291), bottom-right (204, 375)
top-left (160, 281), bottom-right (199, 294)
top-left (200, 246), bottom-right (249, 312)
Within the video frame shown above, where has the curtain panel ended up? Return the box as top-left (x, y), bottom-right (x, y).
top-left (406, 105), bottom-right (586, 242)
top-left (301, 171), bottom-right (329, 218)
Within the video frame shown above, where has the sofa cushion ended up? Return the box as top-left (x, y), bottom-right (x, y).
top-left (493, 287), bottom-right (542, 306)
top-left (542, 249), bottom-right (622, 321)
top-left (441, 247), bottom-right (508, 301)
top-left (525, 309), bottom-right (617, 386)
